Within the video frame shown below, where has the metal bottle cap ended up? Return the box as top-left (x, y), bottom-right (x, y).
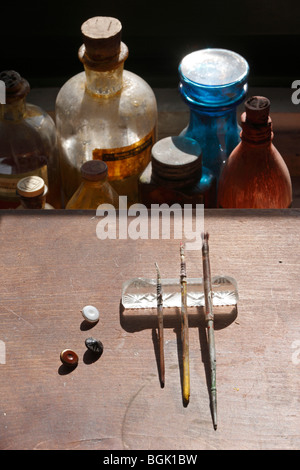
top-left (17, 176), bottom-right (45, 198)
top-left (151, 136), bottom-right (202, 188)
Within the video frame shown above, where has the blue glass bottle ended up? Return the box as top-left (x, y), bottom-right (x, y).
top-left (178, 48), bottom-right (249, 180)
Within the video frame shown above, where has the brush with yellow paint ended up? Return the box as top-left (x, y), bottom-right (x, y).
top-left (180, 242), bottom-right (190, 405)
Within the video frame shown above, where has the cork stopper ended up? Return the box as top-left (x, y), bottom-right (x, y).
top-left (241, 96), bottom-right (272, 144)
top-left (244, 96), bottom-right (270, 124)
top-left (0, 70), bottom-right (30, 103)
top-left (81, 160), bottom-right (108, 181)
top-left (17, 176), bottom-right (45, 198)
top-left (78, 17), bottom-right (128, 70)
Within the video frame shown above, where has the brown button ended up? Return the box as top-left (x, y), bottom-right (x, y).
top-left (60, 349), bottom-right (78, 367)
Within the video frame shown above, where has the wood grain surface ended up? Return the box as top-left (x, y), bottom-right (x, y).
top-left (0, 209), bottom-right (299, 450)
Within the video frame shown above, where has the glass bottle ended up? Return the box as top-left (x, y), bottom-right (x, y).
top-left (66, 160), bottom-right (119, 209)
top-left (0, 70), bottom-right (61, 209)
top-left (16, 175), bottom-right (54, 209)
top-left (139, 136), bottom-right (216, 207)
top-left (217, 96), bottom-right (292, 208)
top-left (178, 48), bottom-right (249, 180)
top-left (55, 16), bottom-right (157, 206)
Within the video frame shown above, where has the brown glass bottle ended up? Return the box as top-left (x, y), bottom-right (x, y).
top-left (139, 136), bottom-right (216, 207)
top-left (0, 70), bottom-right (61, 209)
top-left (217, 96), bottom-right (292, 208)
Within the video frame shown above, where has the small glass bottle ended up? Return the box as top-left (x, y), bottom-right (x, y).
top-left (16, 176), bottom-right (54, 209)
top-left (217, 96), bottom-right (292, 208)
top-left (55, 16), bottom-right (157, 206)
top-left (178, 48), bottom-right (249, 180)
top-left (0, 70), bottom-right (61, 209)
top-left (66, 160), bottom-right (119, 209)
top-left (139, 136), bottom-right (216, 207)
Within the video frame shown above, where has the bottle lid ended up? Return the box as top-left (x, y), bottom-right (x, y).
top-left (244, 96), bottom-right (270, 124)
top-left (151, 136), bottom-right (202, 188)
top-left (17, 176), bottom-right (45, 198)
top-left (78, 16), bottom-right (128, 70)
top-left (0, 70), bottom-right (30, 103)
top-left (178, 49), bottom-right (249, 110)
top-left (180, 49), bottom-right (248, 86)
top-left (81, 160), bottom-right (108, 181)
top-left (241, 96), bottom-right (273, 143)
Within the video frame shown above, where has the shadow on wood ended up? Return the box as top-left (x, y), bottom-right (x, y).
top-left (120, 301), bottom-right (238, 332)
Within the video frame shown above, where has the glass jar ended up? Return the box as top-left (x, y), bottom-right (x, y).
top-left (139, 136), bottom-right (216, 207)
top-left (66, 160), bottom-right (119, 209)
top-left (0, 70), bottom-right (61, 209)
top-left (55, 16), bottom-right (157, 206)
top-left (217, 96), bottom-right (292, 208)
top-left (16, 175), bottom-right (53, 209)
top-left (178, 48), bottom-right (249, 180)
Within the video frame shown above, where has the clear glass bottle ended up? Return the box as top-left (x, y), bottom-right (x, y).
top-left (139, 136), bottom-right (216, 207)
top-left (178, 48), bottom-right (249, 180)
top-left (55, 16), bottom-right (157, 206)
top-left (66, 160), bottom-right (119, 209)
top-left (217, 96), bottom-right (292, 208)
top-left (0, 70), bottom-right (61, 209)
top-left (16, 175), bottom-right (54, 209)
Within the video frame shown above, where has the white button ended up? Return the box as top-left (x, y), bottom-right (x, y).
top-left (82, 305), bottom-right (100, 323)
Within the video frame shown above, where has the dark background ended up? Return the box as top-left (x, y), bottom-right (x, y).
top-left (1, 0), bottom-right (299, 89)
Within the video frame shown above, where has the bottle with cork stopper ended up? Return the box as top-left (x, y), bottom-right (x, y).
top-left (16, 176), bottom-right (54, 209)
top-left (65, 160), bottom-right (119, 209)
top-left (217, 96), bottom-right (292, 208)
top-left (0, 70), bottom-right (61, 209)
top-left (55, 16), bottom-right (157, 206)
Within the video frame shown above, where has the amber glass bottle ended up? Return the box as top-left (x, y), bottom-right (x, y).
top-left (217, 96), bottom-right (292, 208)
top-left (66, 160), bottom-right (119, 209)
top-left (56, 17), bottom-right (157, 206)
top-left (16, 176), bottom-right (53, 209)
top-left (0, 70), bottom-right (61, 209)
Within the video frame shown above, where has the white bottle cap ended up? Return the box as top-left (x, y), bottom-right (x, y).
top-left (17, 176), bottom-right (45, 198)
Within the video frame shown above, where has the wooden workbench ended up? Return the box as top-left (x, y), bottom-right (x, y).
top-left (0, 209), bottom-right (299, 450)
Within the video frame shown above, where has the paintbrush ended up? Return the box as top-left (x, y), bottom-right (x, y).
top-left (155, 262), bottom-right (165, 387)
top-left (180, 242), bottom-right (190, 405)
top-left (201, 232), bottom-right (217, 430)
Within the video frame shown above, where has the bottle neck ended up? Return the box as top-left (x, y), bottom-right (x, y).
top-left (0, 98), bottom-right (26, 120)
top-left (240, 112), bottom-right (273, 145)
top-left (81, 177), bottom-right (107, 188)
top-left (84, 63), bottom-right (124, 97)
top-left (188, 107), bottom-right (238, 134)
top-left (19, 195), bottom-right (46, 209)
